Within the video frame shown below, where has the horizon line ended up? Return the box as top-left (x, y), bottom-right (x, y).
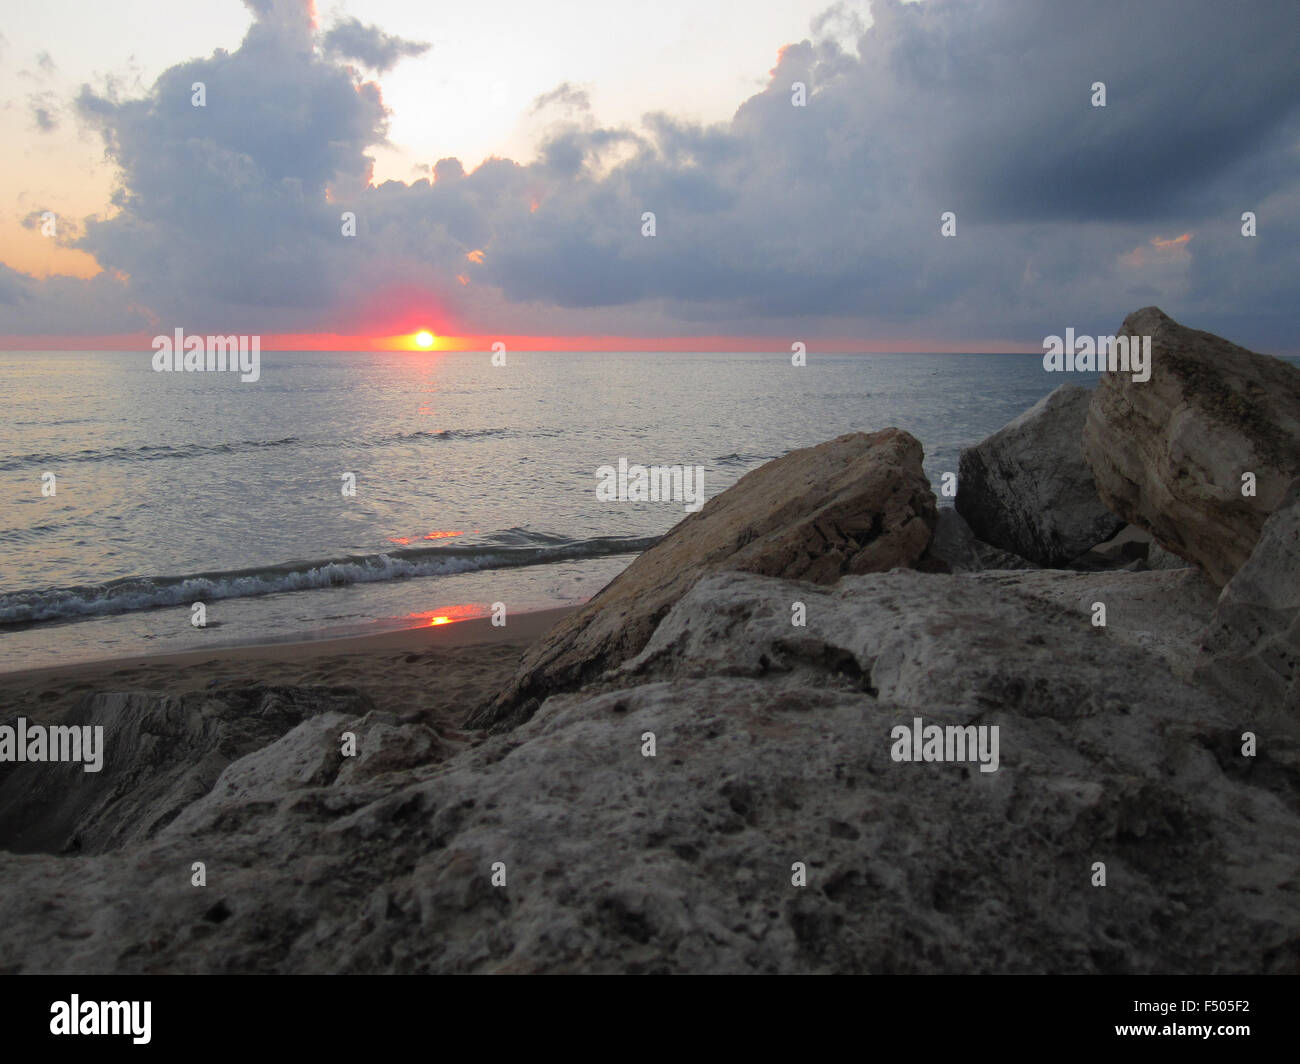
top-left (0, 332), bottom-right (1045, 354)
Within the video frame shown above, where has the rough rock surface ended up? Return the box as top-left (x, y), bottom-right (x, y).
top-left (1, 570), bottom-right (1296, 974)
top-left (1083, 307), bottom-right (1300, 585)
top-left (471, 428), bottom-right (936, 732)
top-left (970, 568), bottom-right (1219, 679)
top-left (925, 508), bottom-right (1039, 573)
top-left (956, 384), bottom-right (1123, 566)
top-left (1068, 524), bottom-right (1151, 572)
top-left (1198, 480), bottom-right (1300, 714)
top-left (1146, 541), bottom-right (1192, 571)
top-left (926, 507), bottom-right (983, 572)
top-left (0, 686), bottom-right (374, 855)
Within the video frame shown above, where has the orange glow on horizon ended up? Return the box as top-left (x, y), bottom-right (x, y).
top-left (0, 332), bottom-right (1052, 355)
top-left (364, 333), bottom-right (1039, 353)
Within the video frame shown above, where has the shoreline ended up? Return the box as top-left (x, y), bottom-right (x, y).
top-left (0, 606), bottom-right (574, 685)
top-left (0, 606), bottom-right (576, 727)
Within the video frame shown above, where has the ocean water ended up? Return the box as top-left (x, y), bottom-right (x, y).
top-left (0, 348), bottom-right (1118, 670)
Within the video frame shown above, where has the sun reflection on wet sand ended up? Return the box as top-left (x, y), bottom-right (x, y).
top-left (403, 602), bottom-right (489, 628)
top-left (388, 530), bottom-right (470, 546)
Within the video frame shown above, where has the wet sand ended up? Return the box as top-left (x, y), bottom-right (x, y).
top-left (0, 607), bottom-right (574, 729)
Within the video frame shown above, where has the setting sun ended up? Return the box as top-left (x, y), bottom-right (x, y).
top-left (415, 330), bottom-right (435, 348)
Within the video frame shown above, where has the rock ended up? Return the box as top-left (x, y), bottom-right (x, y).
top-left (956, 384), bottom-right (1124, 566)
top-left (924, 508), bottom-right (1039, 573)
top-left (1068, 524), bottom-right (1151, 571)
top-left (1066, 524), bottom-right (1192, 573)
top-left (970, 567), bottom-right (1219, 679)
top-left (161, 710), bottom-right (445, 839)
top-left (0, 686), bottom-right (374, 856)
top-left (1197, 480), bottom-right (1300, 714)
top-left (1145, 541), bottom-right (1192, 571)
top-left (335, 716), bottom-right (450, 785)
top-left (925, 508), bottom-right (983, 572)
top-left (618, 568), bottom-right (1219, 698)
top-left (1082, 307), bottom-right (1300, 585)
top-left (2, 569), bottom-right (1297, 974)
top-left (972, 539), bottom-right (1040, 572)
top-left (471, 428), bottom-right (937, 732)
top-left (160, 712), bottom-right (354, 837)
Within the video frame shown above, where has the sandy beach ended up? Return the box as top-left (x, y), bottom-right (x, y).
top-left (0, 607), bottom-right (575, 734)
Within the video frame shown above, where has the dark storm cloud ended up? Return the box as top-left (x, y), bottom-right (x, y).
top-left (475, 0), bottom-right (1300, 343)
top-left (0, 264), bottom-right (26, 305)
top-left (322, 16), bottom-right (430, 73)
top-left (3, 0), bottom-right (1299, 349)
top-left (0, 262), bottom-right (147, 331)
top-left (869, 0), bottom-right (1300, 223)
top-left (62, 0), bottom-right (393, 328)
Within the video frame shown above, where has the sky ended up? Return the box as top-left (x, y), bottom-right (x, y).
top-left (1, 0), bottom-right (1298, 352)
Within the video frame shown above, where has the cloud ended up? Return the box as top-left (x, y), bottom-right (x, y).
top-left (57, 4), bottom-right (394, 330)
top-left (866, 0), bottom-right (1300, 226)
top-left (3, 0), bottom-right (1300, 351)
top-left (531, 83), bottom-right (591, 116)
top-left (16, 50), bottom-right (58, 84)
top-left (321, 16), bottom-right (430, 73)
top-left (241, 0), bottom-right (316, 31)
top-left (20, 210), bottom-right (81, 240)
top-left (30, 96), bottom-right (58, 132)
top-left (809, 2), bottom-right (867, 46)
top-left (0, 262), bottom-right (146, 332)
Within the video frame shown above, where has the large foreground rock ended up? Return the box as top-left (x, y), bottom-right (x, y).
top-left (470, 428), bottom-right (936, 732)
top-left (1083, 307), bottom-right (1300, 585)
top-left (0, 686), bottom-right (374, 855)
top-left (1, 569), bottom-right (1296, 974)
top-left (957, 384), bottom-right (1124, 565)
top-left (1198, 480), bottom-right (1300, 714)
top-left (970, 567), bottom-right (1219, 679)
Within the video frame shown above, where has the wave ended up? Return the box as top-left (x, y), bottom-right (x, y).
top-left (712, 452), bottom-right (780, 467)
top-left (366, 427), bottom-right (563, 446)
top-left (0, 531), bottom-right (657, 627)
top-left (0, 426), bottom-right (564, 472)
top-left (0, 436), bottom-right (303, 472)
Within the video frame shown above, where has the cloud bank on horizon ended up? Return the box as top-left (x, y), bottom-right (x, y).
top-left (2, 0), bottom-right (1298, 349)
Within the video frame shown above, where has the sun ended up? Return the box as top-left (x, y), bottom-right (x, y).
top-left (415, 330), bottom-right (435, 348)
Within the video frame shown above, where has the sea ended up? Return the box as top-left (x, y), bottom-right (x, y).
top-left (0, 347), bottom-right (1249, 672)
